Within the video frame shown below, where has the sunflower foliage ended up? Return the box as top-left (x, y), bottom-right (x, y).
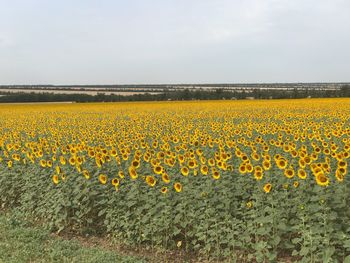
top-left (0, 99), bottom-right (350, 262)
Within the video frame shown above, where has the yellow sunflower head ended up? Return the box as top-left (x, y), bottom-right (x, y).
top-left (111, 178), bottom-right (120, 187)
top-left (174, 182), bottom-right (182, 193)
top-left (52, 174), bottom-right (59, 185)
top-left (99, 174), bottom-right (108, 185)
top-left (284, 168), bottom-right (295, 179)
top-left (315, 172), bottom-right (329, 187)
top-left (181, 166), bottom-right (189, 176)
top-left (146, 175), bottom-right (156, 187)
top-left (161, 187), bottom-right (168, 194)
top-left (263, 183), bottom-right (272, 193)
top-left (162, 173), bottom-right (170, 184)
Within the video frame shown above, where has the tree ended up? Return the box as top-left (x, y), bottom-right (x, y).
top-left (340, 85), bottom-right (350, 97)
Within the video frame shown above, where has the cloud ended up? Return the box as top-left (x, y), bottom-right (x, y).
top-left (0, 35), bottom-right (12, 47)
top-left (0, 0), bottom-right (349, 84)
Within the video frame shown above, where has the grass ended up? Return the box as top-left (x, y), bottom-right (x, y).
top-left (0, 214), bottom-right (146, 263)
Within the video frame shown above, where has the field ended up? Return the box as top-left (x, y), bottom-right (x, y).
top-left (0, 99), bottom-right (349, 262)
top-left (0, 88), bottom-right (161, 96)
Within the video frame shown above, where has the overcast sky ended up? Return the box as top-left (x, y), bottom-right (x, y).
top-left (0, 0), bottom-right (349, 84)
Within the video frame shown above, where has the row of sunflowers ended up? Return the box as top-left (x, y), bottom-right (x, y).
top-left (0, 99), bottom-right (349, 262)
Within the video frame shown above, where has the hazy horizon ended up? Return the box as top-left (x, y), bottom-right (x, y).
top-left (1, 81), bottom-right (350, 86)
top-left (1, 0), bottom-right (349, 85)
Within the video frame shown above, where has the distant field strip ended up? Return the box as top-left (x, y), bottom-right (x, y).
top-left (0, 88), bottom-right (160, 96)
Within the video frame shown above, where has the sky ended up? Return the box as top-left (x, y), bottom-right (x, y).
top-left (0, 0), bottom-right (349, 84)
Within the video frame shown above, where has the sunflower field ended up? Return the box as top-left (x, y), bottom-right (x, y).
top-left (0, 99), bottom-right (350, 262)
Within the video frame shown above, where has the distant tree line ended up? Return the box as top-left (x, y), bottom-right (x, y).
top-left (0, 85), bottom-right (349, 103)
top-left (1, 83), bottom-right (349, 89)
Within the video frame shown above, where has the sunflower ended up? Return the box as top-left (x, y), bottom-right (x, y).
top-left (200, 165), bottom-right (209, 175)
top-left (99, 174), bottom-right (108, 184)
top-left (113, 156), bottom-right (120, 164)
top-left (338, 160), bottom-right (347, 169)
top-left (297, 169), bottom-right (307, 179)
top-left (52, 174), bottom-right (59, 185)
top-left (110, 149), bottom-right (117, 157)
top-left (55, 166), bottom-right (61, 174)
top-left (274, 154), bottom-right (281, 161)
top-left (181, 166), bottom-right (189, 176)
top-left (254, 171), bottom-right (263, 180)
top-left (251, 153), bottom-right (260, 161)
top-left (239, 163), bottom-right (247, 174)
top-left (246, 201), bottom-right (253, 209)
top-left (39, 159), bottom-right (47, 168)
top-left (161, 187), bottom-right (168, 194)
top-left (143, 154), bottom-right (150, 162)
top-left (174, 182), bottom-right (182, 192)
top-left (263, 183), bottom-right (272, 193)
top-left (111, 178), bottom-right (120, 187)
top-left (178, 154), bottom-right (185, 164)
top-left (47, 160), bottom-right (53, 167)
top-left (188, 160), bottom-right (196, 169)
top-left (284, 169), bottom-right (295, 179)
top-left (335, 169), bottom-right (344, 182)
top-left (12, 154), bottom-right (20, 161)
top-left (118, 171), bottom-right (125, 179)
top-left (7, 160), bottom-right (13, 168)
top-left (212, 170), bottom-right (220, 180)
top-left (315, 172), bottom-right (329, 187)
top-left (283, 145), bottom-right (290, 153)
top-left (96, 158), bottom-right (102, 168)
top-left (60, 156), bottom-right (66, 165)
top-left (312, 166), bottom-right (322, 175)
top-left (241, 155), bottom-right (249, 163)
top-left (167, 158), bottom-right (175, 167)
top-left (128, 166), bottom-right (138, 180)
top-left (217, 161), bottom-right (223, 169)
top-left (291, 150), bottom-right (298, 158)
top-left (293, 181), bottom-right (299, 188)
top-left (246, 163), bottom-right (253, 173)
top-left (304, 156), bottom-right (312, 164)
top-left (70, 148), bottom-right (76, 155)
top-left (208, 158), bottom-right (215, 167)
top-left (255, 166), bottom-right (262, 172)
top-left (154, 165), bottom-right (163, 175)
top-left (145, 175), bottom-right (156, 187)
top-left (337, 166), bottom-right (346, 174)
top-left (298, 158), bottom-right (306, 168)
top-left (263, 154), bottom-right (271, 161)
top-left (276, 158), bottom-right (288, 169)
top-left (162, 173), bottom-right (170, 184)
top-left (131, 159), bottom-right (140, 169)
top-left (76, 156), bottom-right (83, 165)
top-left (68, 156), bottom-right (76, 166)
top-left (83, 170), bottom-right (90, 180)
top-left (157, 151), bottom-right (165, 159)
top-left (196, 148), bottom-right (203, 156)
top-left (262, 160), bottom-right (271, 170)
